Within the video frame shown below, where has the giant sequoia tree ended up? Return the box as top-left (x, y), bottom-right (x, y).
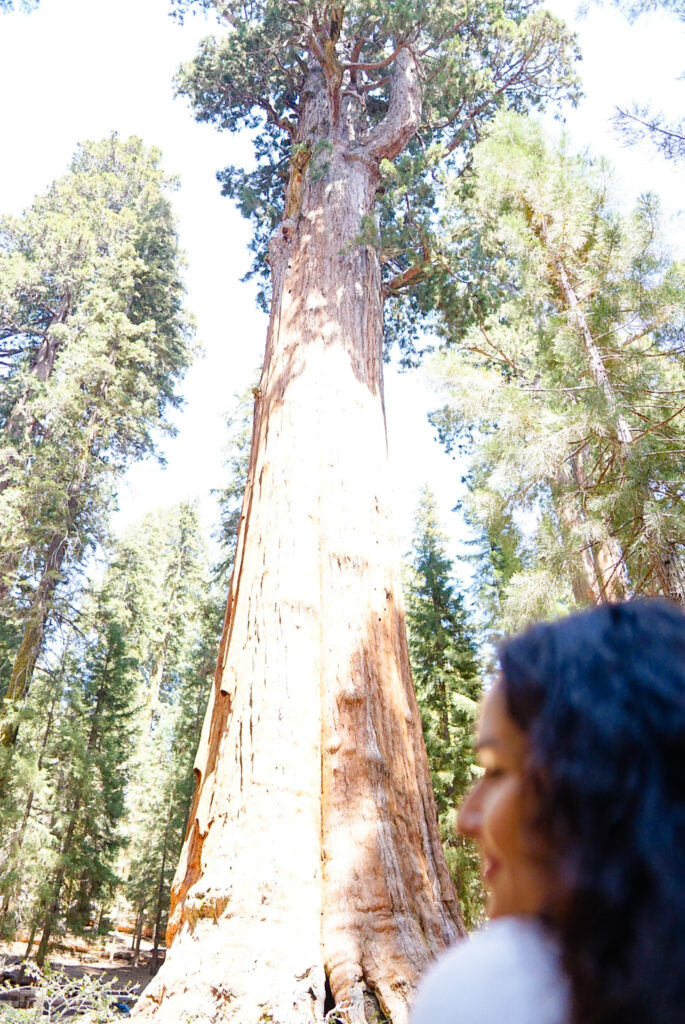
top-left (135, 5), bottom-right (578, 1022)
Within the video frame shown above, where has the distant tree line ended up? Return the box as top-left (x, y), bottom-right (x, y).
top-left (0, 136), bottom-right (204, 961)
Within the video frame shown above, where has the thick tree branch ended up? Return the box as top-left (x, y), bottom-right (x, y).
top-left (257, 98), bottom-right (297, 139)
top-left (630, 402), bottom-right (685, 442)
top-left (362, 46), bottom-right (421, 162)
top-left (343, 43), bottom-right (405, 73)
top-left (383, 262), bottom-right (427, 296)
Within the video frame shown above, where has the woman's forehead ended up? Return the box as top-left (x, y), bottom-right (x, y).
top-left (477, 682), bottom-right (528, 760)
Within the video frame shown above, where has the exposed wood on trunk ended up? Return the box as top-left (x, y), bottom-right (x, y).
top-left (650, 538), bottom-right (685, 606)
top-left (133, 45), bottom-right (464, 1024)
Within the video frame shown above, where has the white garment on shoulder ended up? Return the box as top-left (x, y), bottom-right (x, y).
top-left (410, 916), bottom-right (570, 1024)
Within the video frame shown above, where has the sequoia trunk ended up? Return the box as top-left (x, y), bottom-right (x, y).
top-left (134, 53), bottom-right (464, 1024)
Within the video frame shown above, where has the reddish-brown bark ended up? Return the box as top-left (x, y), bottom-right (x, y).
top-left (133, 48), bottom-right (465, 1024)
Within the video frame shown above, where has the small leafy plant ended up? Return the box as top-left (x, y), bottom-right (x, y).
top-left (0, 961), bottom-right (137, 1022)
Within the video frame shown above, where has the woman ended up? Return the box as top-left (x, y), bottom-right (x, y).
top-left (411, 599), bottom-right (685, 1024)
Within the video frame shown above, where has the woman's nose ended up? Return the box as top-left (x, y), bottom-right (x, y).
top-left (457, 784), bottom-right (482, 838)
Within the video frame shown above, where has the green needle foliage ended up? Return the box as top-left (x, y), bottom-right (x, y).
top-left (430, 112), bottom-right (685, 630)
top-left (0, 136), bottom-right (194, 743)
top-left (0, 583), bottom-right (141, 960)
top-left (0, 0), bottom-right (38, 11)
top-left (0, 504), bottom-right (220, 962)
top-left (404, 486), bottom-right (484, 927)
top-left (171, 0), bottom-right (580, 342)
top-left (607, 0), bottom-right (685, 160)
top-left (118, 505), bottom-right (222, 961)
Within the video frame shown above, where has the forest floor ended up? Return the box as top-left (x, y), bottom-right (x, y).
top-left (0, 932), bottom-right (160, 997)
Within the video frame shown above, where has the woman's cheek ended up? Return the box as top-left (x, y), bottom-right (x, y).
top-left (483, 776), bottom-right (526, 856)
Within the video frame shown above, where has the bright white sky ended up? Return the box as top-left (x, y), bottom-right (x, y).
top-left (0, 0), bottom-right (683, 577)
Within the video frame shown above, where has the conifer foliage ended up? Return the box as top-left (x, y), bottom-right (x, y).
top-left (0, 504), bottom-right (219, 966)
top-left (212, 388), bottom-right (254, 590)
top-left (404, 487), bottom-right (483, 927)
top-left (171, 0), bottom-right (580, 335)
top-left (431, 113), bottom-right (685, 628)
top-left (0, 134), bottom-right (210, 963)
top-left (0, 136), bottom-right (193, 746)
top-left (0, 0), bottom-right (38, 11)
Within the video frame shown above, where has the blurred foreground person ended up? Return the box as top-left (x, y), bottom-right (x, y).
top-left (412, 600), bottom-right (685, 1024)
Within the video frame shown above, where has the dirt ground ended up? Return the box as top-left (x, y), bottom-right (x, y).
top-left (0, 932), bottom-right (163, 999)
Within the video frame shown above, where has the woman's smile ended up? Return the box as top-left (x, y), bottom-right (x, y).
top-left (458, 683), bottom-right (556, 919)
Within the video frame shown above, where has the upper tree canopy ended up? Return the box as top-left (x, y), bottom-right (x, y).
top-left (607, 0), bottom-right (685, 160)
top-left (0, 1), bottom-right (38, 10)
top-left (173, 0), bottom-right (580, 346)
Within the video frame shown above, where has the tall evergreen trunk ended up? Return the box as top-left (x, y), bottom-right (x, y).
top-left (553, 451), bottom-right (628, 604)
top-left (35, 809), bottom-right (79, 967)
top-left (150, 826), bottom-right (170, 976)
top-left (0, 696), bottom-right (56, 928)
top-left (24, 920), bottom-right (38, 958)
top-left (536, 221), bottom-right (631, 602)
top-left (33, 676), bottom-right (106, 964)
top-left (651, 540), bottom-right (685, 605)
top-left (0, 294), bottom-right (71, 610)
top-left (134, 51), bottom-right (464, 1024)
top-left (1, 415), bottom-right (98, 745)
top-left (134, 910), bottom-right (145, 966)
top-left (4, 292), bottom-right (71, 444)
top-left (0, 532), bottom-right (68, 747)
top-left (553, 459), bottom-right (603, 605)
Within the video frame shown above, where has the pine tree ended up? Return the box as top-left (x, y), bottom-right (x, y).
top-left (610, 0), bottom-right (685, 159)
top-left (0, 504), bottom-right (220, 963)
top-left (26, 591), bottom-right (139, 965)
top-left (404, 487), bottom-right (483, 928)
top-left (0, 657), bottom-right (60, 938)
top-left (430, 112), bottom-right (685, 628)
top-left (119, 505), bottom-right (221, 970)
top-left (0, 136), bottom-right (193, 747)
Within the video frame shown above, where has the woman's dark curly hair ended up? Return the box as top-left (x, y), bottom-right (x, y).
top-left (499, 599), bottom-right (685, 1024)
